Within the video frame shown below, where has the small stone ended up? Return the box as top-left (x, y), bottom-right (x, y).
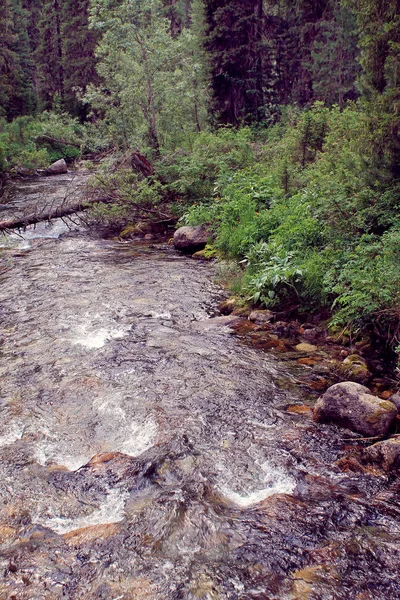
top-left (248, 310), bottom-right (274, 325)
top-left (313, 381), bottom-right (398, 437)
top-left (287, 405), bottom-right (312, 415)
top-left (296, 342), bottom-right (317, 353)
top-left (302, 327), bottom-right (324, 342)
top-left (297, 357), bottom-right (318, 366)
top-left (380, 390), bottom-right (393, 400)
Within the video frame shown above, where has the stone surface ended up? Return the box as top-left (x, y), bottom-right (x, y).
top-left (248, 310), bottom-right (274, 325)
top-left (388, 392), bottom-right (400, 409)
top-left (295, 342), bottom-right (317, 353)
top-left (313, 381), bottom-right (398, 436)
top-left (46, 159), bottom-right (68, 175)
top-left (363, 438), bottom-right (400, 471)
top-left (302, 327), bottom-right (324, 342)
top-left (218, 297), bottom-right (237, 315)
top-left (339, 354), bottom-right (371, 384)
top-left (173, 226), bottom-right (209, 253)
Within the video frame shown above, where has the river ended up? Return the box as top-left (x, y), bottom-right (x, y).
top-left (0, 174), bottom-right (399, 599)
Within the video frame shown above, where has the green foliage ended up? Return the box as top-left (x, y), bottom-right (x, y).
top-left (0, 111), bottom-right (100, 172)
top-left (177, 101), bottom-right (400, 342)
top-left (161, 127), bottom-right (255, 200)
top-left (87, 0), bottom-right (209, 152)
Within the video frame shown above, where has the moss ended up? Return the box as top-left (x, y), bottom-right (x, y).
top-left (119, 224), bottom-right (137, 238)
top-left (193, 243), bottom-right (218, 260)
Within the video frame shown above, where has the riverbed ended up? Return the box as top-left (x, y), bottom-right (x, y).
top-left (0, 174), bottom-right (399, 599)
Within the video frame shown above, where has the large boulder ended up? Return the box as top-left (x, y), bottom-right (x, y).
top-left (313, 381), bottom-right (398, 437)
top-left (173, 226), bottom-right (209, 253)
top-left (46, 159), bottom-right (68, 175)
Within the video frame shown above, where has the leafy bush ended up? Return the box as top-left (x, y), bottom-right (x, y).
top-left (177, 102), bottom-right (400, 343)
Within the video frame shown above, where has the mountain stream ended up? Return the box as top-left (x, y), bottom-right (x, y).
top-left (0, 174), bottom-right (399, 599)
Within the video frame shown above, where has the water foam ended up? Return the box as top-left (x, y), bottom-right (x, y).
top-left (38, 488), bottom-right (129, 534)
top-left (217, 461), bottom-right (295, 508)
top-left (0, 422), bottom-right (25, 448)
top-left (72, 325), bottom-right (127, 349)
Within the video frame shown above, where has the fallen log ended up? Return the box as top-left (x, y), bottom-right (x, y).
top-left (35, 135), bottom-right (81, 149)
top-left (0, 196), bottom-right (175, 232)
top-left (0, 197), bottom-right (112, 232)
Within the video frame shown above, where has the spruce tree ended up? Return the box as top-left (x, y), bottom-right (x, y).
top-left (36, 0), bottom-right (64, 109)
top-left (345, 0), bottom-right (400, 178)
top-left (61, 0), bottom-right (99, 118)
top-left (203, 0), bottom-right (266, 125)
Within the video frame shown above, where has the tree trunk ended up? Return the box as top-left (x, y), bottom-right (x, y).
top-left (0, 196), bottom-right (111, 232)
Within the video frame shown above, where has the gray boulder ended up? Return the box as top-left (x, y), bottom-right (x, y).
top-left (46, 159), bottom-right (68, 175)
top-left (313, 381), bottom-right (397, 437)
top-left (173, 226), bottom-right (209, 253)
top-left (363, 438), bottom-right (400, 471)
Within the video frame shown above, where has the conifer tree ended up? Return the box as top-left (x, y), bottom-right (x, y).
top-left (203, 0), bottom-right (266, 125)
top-left (345, 0), bottom-right (400, 178)
top-left (36, 0), bottom-right (64, 109)
top-left (61, 0), bottom-right (99, 117)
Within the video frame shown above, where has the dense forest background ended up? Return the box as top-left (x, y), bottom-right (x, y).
top-left (1, 0), bottom-right (400, 353)
top-left (1, 0), bottom-right (362, 124)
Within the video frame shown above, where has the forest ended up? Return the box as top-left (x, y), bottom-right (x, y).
top-left (1, 0), bottom-right (400, 356)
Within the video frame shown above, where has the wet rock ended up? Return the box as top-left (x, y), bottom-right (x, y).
top-left (63, 523), bottom-right (120, 546)
top-left (286, 405), bottom-right (312, 415)
top-left (173, 226), bottom-right (209, 253)
top-left (380, 390), bottom-right (394, 400)
top-left (301, 327), bottom-right (324, 342)
top-left (297, 357), bottom-right (318, 366)
top-left (339, 354), bottom-right (371, 384)
top-left (46, 159), bottom-right (68, 175)
top-left (272, 321), bottom-right (300, 338)
top-left (248, 309), bottom-right (274, 325)
top-left (363, 438), bottom-right (400, 472)
top-left (296, 342), bottom-right (317, 353)
top-left (192, 315), bottom-right (242, 332)
top-left (388, 392), bottom-right (400, 409)
top-left (218, 297), bottom-right (237, 315)
top-left (313, 382), bottom-right (398, 436)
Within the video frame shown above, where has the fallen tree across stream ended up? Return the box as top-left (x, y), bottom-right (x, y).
top-left (0, 197), bottom-right (111, 232)
top-left (0, 197), bottom-right (175, 233)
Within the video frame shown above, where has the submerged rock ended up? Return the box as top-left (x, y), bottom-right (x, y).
top-left (173, 226), bottom-right (209, 253)
top-left (46, 159), bottom-right (68, 175)
top-left (313, 381), bottom-right (398, 436)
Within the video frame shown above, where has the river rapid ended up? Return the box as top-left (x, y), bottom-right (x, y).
top-left (0, 174), bottom-right (399, 599)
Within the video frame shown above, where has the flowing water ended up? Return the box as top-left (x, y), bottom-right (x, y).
top-left (0, 174), bottom-right (399, 599)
